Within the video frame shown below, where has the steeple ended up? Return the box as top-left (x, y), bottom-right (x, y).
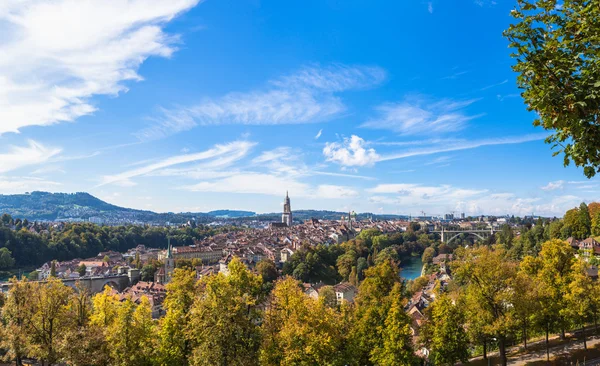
top-left (282, 191), bottom-right (293, 226)
top-left (166, 237), bottom-right (173, 259)
top-left (163, 237), bottom-right (175, 284)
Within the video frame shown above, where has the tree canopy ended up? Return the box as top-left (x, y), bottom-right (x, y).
top-left (505, 0), bottom-right (600, 177)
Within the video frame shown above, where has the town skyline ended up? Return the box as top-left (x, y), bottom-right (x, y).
top-left (1, 0), bottom-right (597, 217)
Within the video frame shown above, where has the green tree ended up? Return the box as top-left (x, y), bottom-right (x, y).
top-left (159, 269), bottom-right (197, 366)
top-left (59, 325), bottom-right (110, 366)
top-left (350, 260), bottom-right (412, 365)
top-left (105, 296), bottom-right (157, 365)
top-left (357, 229), bottom-right (382, 248)
top-left (497, 224), bottom-right (515, 248)
top-left (521, 239), bottom-right (576, 360)
top-left (452, 246), bottom-right (518, 366)
top-left (512, 270), bottom-right (540, 350)
top-left (336, 250), bottom-right (358, 281)
top-left (422, 247), bottom-right (436, 264)
top-left (76, 263), bottom-right (87, 277)
top-left (1, 213), bottom-right (13, 227)
top-left (565, 260), bottom-right (597, 350)
top-left (187, 258), bottom-right (262, 366)
top-left (318, 285), bottom-right (338, 309)
top-left (90, 287), bottom-right (120, 328)
top-left (260, 277), bottom-right (348, 365)
top-left (26, 278), bottom-right (74, 365)
top-left (256, 259), bottom-right (278, 283)
top-left (505, 0), bottom-right (600, 177)
top-left (0, 247), bottom-right (15, 269)
top-left (579, 202), bottom-right (592, 237)
top-left (0, 278), bottom-right (31, 365)
top-left (372, 234), bottom-right (391, 251)
top-left (564, 207), bottom-right (589, 239)
top-left (375, 246), bottom-right (399, 266)
top-left (410, 276), bottom-right (429, 294)
top-left (141, 264), bottom-right (156, 281)
top-left (547, 220), bottom-right (564, 239)
top-left (49, 260), bottom-right (57, 277)
top-left (420, 294), bottom-right (470, 366)
top-left (370, 284), bottom-right (416, 366)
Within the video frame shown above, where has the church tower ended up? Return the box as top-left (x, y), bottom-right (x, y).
top-left (165, 237), bottom-right (175, 283)
top-left (282, 191), bottom-right (293, 226)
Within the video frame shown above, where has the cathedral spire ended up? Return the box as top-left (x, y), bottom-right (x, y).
top-left (282, 191), bottom-right (292, 226)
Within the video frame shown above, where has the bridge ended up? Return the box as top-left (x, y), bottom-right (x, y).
top-left (0, 270), bottom-right (138, 294)
top-left (432, 227), bottom-right (500, 244)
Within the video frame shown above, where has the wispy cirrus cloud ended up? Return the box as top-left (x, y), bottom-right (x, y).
top-left (182, 173), bottom-right (358, 200)
top-left (136, 64), bottom-right (387, 141)
top-left (0, 140), bottom-right (62, 174)
top-left (368, 183), bottom-right (486, 201)
top-left (252, 146), bottom-right (374, 180)
top-left (378, 133), bottom-right (547, 162)
top-left (99, 140), bottom-right (255, 187)
top-left (480, 79), bottom-right (508, 91)
top-left (0, 0), bottom-right (201, 135)
top-left (541, 180), bottom-right (600, 192)
top-left (541, 180), bottom-right (565, 191)
top-left (0, 176), bottom-right (62, 194)
top-left (322, 133), bottom-right (547, 167)
top-left (360, 96), bottom-right (481, 135)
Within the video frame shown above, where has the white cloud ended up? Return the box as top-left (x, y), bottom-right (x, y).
top-left (316, 185), bottom-right (359, 199)
top-left (425, 155), bottom-right (452, 166)
top-left (361, 96), bottom-right (481, 135)
top-left (367, 183), bottom-right (486, 202)
top-left (182, 172), bottom-right (310, 197)
top-left (541, 180), bottom-right (565, 191)
top-left (0, 140), bottom-right (62, 173)
top-left (0, 176), bottom-right (61, 193)
top-left (30, 165), bottom-right (66, 176)
top-left (271, 64), bottom-right (386, 92)
top-left (378, 133), bottom-right (547, 162)
top-left (100, 140), bottom-right (255, 186)
top-left (366, 182), bottom-right (581, 217)
top-left (315, 129), bottom-right (323, 139)
top-left (181, 173), bottom-right (358, 200)
top-left (480, 79), bottom-right (508, 91)
top-left (0, 0), bottom-right (200, 134)
top-left (323, 135), bottom-right (380, 167)
top-left (310, 171), bottom-right (375, 181)
top-left (252, 147), bottom-right (295, 165)
top-left (322, 133), bottom-right (546, 168)
top-left (137, 64), bottom-right (386, 140)
top-left (427, 2), bottom-right (433, 13)
top-left (171, 143), bottom-right (369, 199)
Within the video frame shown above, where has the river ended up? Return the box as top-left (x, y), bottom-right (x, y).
top-left (400, 256), bottom-right (424, 280)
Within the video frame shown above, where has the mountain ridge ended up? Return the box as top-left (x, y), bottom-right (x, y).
top-left (0, 191), bottom-right (406, 223)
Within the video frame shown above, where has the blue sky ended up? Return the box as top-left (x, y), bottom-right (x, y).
top-left (0, 0), bottom-right (592, 217)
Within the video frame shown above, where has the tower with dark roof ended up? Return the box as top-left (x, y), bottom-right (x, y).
top-left (282, 191), bottom-right (293, 226)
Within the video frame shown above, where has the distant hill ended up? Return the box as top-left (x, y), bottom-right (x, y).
top-left (0, 192), bottom-right (209, 223)
top-left (0, 192), bottom-right (406, 224)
